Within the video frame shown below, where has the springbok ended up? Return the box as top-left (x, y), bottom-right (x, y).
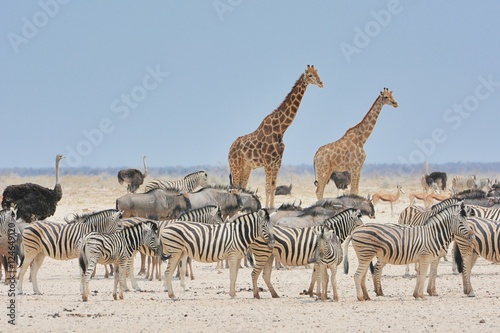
top-left (372, 185), bottom-right (404, 217)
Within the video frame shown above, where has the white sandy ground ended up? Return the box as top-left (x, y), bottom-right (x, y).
top-left (1, 173), bottom-right (499, 333)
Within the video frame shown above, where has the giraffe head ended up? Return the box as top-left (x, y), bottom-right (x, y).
top-left (380, 88), bottom-right (398, 108)
top-left (304, 65), bottom-right (324, 88)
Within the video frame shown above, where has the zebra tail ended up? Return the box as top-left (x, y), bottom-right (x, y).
top-left (246, 250), bottom-right (254, 268)
top-left (453, 243), bottom-right (464, 274)
top-left (343, 236), bottom-right (351, 274)
top-left (369, 260), bottom-right (375, 275)
top-left (17, 242), bottom-right (25, 268)
top-left (77, 240), bottom-right (88, 274)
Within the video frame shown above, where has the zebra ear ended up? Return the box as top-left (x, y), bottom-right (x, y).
top-left (324, 229), bottom-right (334, 239)
top-left (150, 221), bottom-right (159, 233)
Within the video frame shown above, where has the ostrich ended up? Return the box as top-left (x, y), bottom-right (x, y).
top-left (117, 155), bottom-right (148, 193)
top-left (1, 154), bottom-right (64, 223)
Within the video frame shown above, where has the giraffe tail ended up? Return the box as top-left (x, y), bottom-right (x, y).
top-left (313, 160), bottom-right (319, 187)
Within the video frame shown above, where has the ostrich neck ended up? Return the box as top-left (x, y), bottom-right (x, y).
top-left (143, 157), bottom-right (148, 177)
top-left (55, 158), bottom-right (60, 185)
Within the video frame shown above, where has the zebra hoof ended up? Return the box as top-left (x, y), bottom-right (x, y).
top-left (467, 291), bottom-right (476, 297)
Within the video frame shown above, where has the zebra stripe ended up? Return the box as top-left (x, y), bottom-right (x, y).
top-left (468, 205), bottom-right (500, 221)
top-left (349, 203), bottom-right (474, 301)
top-left (144, 170), bottom-right (208, 193)
top-left (78, 219), bottom-right (159, 301)
top-left (308, 226), bottom-right (343, 301)
top-left (249, 208), bottom-right (363, 299)
top-left (160, 209), bottom-right (274, 299)
top-left (453, 213), bottom-right (500, 297)
top-left (17, 209), bottom-right (123, 295)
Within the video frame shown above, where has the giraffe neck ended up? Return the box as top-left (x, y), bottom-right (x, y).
top-left (263, 74), bottom-right (309, 135)
top-left (351, 95), bottom-right (384, 145)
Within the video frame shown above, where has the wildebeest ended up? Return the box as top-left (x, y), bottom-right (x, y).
top-left (275, 183), bottom-right (292, 196)
top-left (116, 189), bottom-right (191, 219)
top-left (184, 185), bottom-right (242, 220)
top-left (315, 194), bottom-right (375, 219)
top-left (274, 194), bottom-right (375, 228)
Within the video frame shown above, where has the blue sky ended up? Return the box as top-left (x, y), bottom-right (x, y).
top-left (1, 1), bottom-right (499, 169)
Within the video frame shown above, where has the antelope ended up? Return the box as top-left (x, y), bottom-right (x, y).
top-left (372, 185), bottom-right (404, 217)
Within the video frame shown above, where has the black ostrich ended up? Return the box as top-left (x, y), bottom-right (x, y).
top-left (1, 154), bottom-right (64, 222)
top-left (117, 155), bottom-right (148, 193)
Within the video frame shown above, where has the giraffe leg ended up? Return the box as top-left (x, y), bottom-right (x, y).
top-left (264, 162), bottom-right (281, 209)
top-left (350, 168), bottom-right (362, 195)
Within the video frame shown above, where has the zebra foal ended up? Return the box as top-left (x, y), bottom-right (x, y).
top-left (160, 209), bottom-right (274, 299)
top-left (307, 226), bottom-right (343, 301)
top-left (348, 202), bottom-right (474, 301)
top-left (17, 209), bottom-right (123, 294)
top-left (78, 219), bottom-right (160, 301)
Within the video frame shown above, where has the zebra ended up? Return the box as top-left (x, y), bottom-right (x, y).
top-left (453, 217), bottom-right (500, 297)
top-left (139, 205), bottom-right (224, 281)
top-left (17, 209), bottom-right (124, 295)
top-left (160, 209), bottom-right (274, 299)
top-left (249, 208), bottom-right (363, 299)
top-left (398, 198), bottom-right (461, 275)
top-left (450, 204), bottom-right (500, 277)
top-left (144, 170), bottom-right (208, 193)
top-left (452, 175), bottom-right (478, 194)
top-left (307, 225), bottom-right (343, 301)
top-left (78, 218), bottom-right (160, 301)
top-left (347, 202), bottom-right (474, 301)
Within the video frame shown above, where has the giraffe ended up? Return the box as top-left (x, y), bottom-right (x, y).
top-left (228, 65), bottom-right (323, 208)
top-left (313, 88), bottom-right (398, 199)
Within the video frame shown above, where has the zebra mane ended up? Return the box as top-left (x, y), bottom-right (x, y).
top-left (183, 170), bottom-right (206, 179)
top-left (424, 203), bottom-right (464, 226)
top-left (430, 198), bottom-right (460, 212)
top-left (202, 184), bottom-right (258, 195)
top-left (65, 209), bottom-right (120, 224)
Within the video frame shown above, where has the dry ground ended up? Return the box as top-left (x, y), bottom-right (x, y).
top-left (1, 172), bottom-right (499, 332)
